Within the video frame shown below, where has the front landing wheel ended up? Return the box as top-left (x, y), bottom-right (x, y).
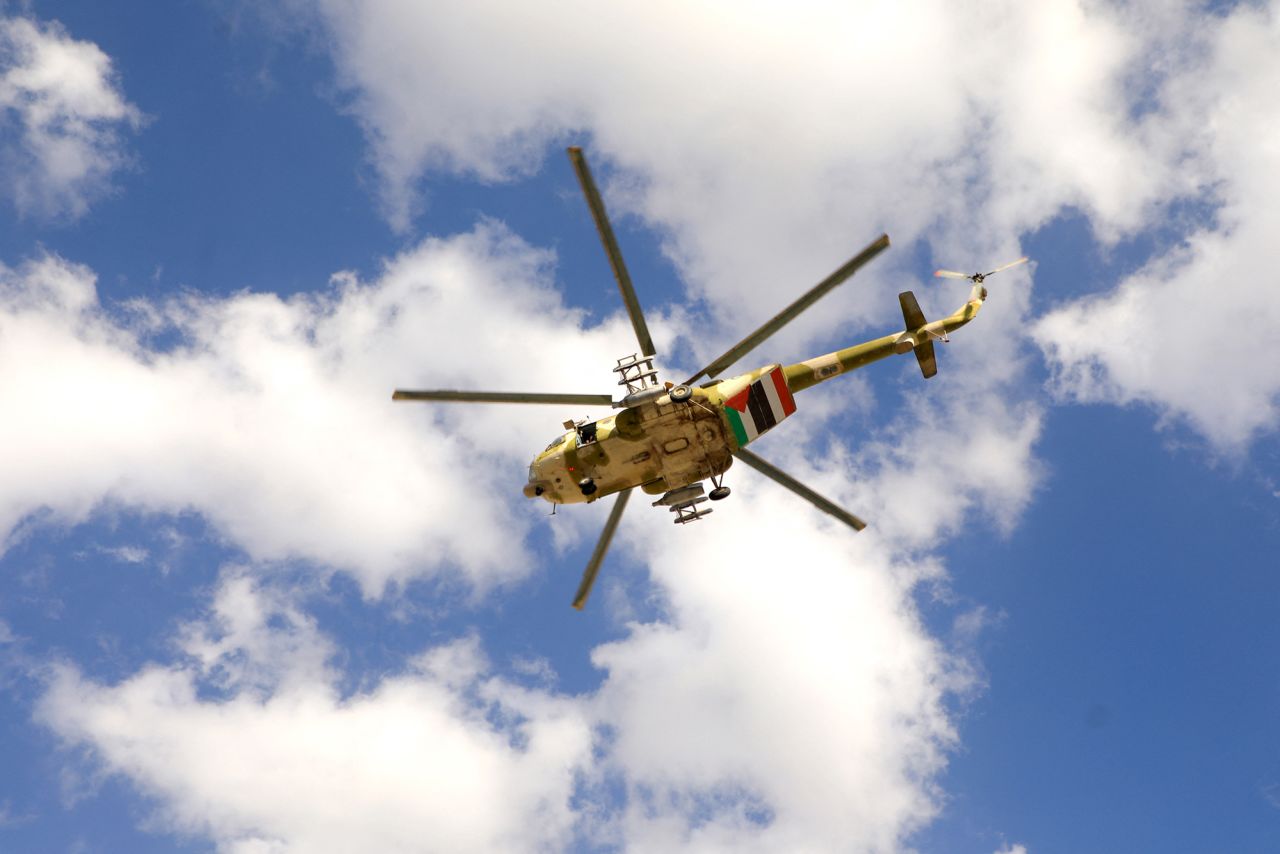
top-left (709, 486), bottom-right (731, 501)
top-left (669, 384), bottom-right (693, 402)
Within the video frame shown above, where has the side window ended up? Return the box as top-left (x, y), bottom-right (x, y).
top-left (576, 421), bottom-right (598, 446)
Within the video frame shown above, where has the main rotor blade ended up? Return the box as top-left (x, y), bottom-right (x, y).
top-left (567, 147), bottom-right (656, 357)
top-left (734, 447), bottom-right (866, 531)
top-left (685, 233), bottom-right (891, 385)
top-left (393, 390), bottom-right (613, 406)
top-left (572, 488), bottom-right (632, 610)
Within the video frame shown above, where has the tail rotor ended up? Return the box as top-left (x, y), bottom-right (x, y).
top-left (934, 256), bottom-right (1029, 285)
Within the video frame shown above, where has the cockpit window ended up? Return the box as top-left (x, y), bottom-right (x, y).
top-left (544, 433), bottom-right (567, 451)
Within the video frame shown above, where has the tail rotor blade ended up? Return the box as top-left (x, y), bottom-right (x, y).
top-left (571, 488), bottom-right (633, 610)
top-left (985, 256), bottom-right (1029, 277)
top-left (933, 269), bottom-right (971, 280)
top-left (567, 147), bottom-right (656, 358)
top-left (734, 448), bottom-right (866, 531)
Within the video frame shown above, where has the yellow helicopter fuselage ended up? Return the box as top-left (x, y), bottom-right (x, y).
top-left (524, 387), bottom-right (732, 504)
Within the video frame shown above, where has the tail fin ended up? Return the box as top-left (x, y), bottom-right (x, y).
top-left (898, 291), bottom-right (937, 379)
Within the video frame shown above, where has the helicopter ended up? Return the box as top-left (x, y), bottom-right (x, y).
top-left (394, 147), bottom-right (1028, 609)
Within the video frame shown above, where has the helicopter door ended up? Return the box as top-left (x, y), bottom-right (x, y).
top-left (576, 420), bottom-right (599, 446)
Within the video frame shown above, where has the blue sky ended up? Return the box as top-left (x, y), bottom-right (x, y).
top-left (1, 1), bottom-right (1278, 852)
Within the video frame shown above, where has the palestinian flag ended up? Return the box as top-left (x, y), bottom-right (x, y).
top-left (723, 366), bottom-right (796, 446)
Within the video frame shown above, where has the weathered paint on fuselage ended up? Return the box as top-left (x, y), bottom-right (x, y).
top-left (784, 291), bottom-right (984, 392)
top-left (526, 364), bottom-right (788, 504)
top-left (524, 288), bottom-right (986, 505)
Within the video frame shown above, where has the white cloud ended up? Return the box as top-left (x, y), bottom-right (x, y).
top-left (0, 800), bottom-right (35, 829)
top-left (287, 0), bottom-right (1280, 494)
top-left (22, 0), bottom-right (1280, 849)
top-left (39, 510), bottom-right (984, 853)
top-left (38, 572), bottom-right (593, 854)
top-left (32, 391), bottom-right (1037, 851)
top-left (1036, 2), bottom-right (1280, 452)
top-left (298, 1), bottom-right (1280, 462)
top-left (14, 233), bottom-right (1041, 854)
top-left (0, 225), bottom-right (643, 595)
top-left (0, 15), bottom-right (141, 219)
top-left (844, 390), bottom-right (1044, 547)
top-left (13, 2), bottom-right (1092, 850)
top-left (94, 544), bottom-right (149, 564)
top-left (177, 568), bottom-right (336, 694)
top-left (568, 360), bottom-right (1042, 850)
top-left (593, 508), bottom-right (960, 851)
top-left (296, 0), bottom-right (1173, 333)
top-left (259, 5), bottom-right (1092, 846)
top-left (24, 1), bottom-right (1237, 850)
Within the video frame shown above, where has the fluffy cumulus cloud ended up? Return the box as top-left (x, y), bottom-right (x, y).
top-left (304, 0), bottom-right (1170, 239)
top-left (295, 0), bottom-right (1175, 344)
top-left (0, 225), bottom-right (643, 595)
top-left (0, 15), bottom-right (141, 219)
top-left (593, 508), bottom-right (958, 852)
top-left (38, 489), bottom-right (1004, 854)
top-left (29, 312), bottom-right (1039, 854)
top-left (39, 572), bottom-right (594, 853)
top-left (1036, 2), bottom-right (1280, 452)
top-left (18, 240), bottom-right (1041, 854)
top-left (297, 0), bottom-right (1280, 452)
top-left (9, 1), bottom-right (1089, 851)
top-left (28, 0), bottom-right (1259, 850)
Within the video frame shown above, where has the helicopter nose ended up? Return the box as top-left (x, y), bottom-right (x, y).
top-left (523, 482), bottom-right (547, 499)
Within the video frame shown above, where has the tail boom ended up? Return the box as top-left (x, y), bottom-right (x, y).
top-left (782, 288), bottom-right (985, 393)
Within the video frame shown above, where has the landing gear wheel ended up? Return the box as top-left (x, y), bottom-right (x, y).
top-left (709, 486), bottom-right (731, 501)
top-left (669, 384), bottom-right (693, 402)
top-left (578, 478), bottom-right (598, 496)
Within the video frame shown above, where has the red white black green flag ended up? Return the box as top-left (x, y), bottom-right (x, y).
top-left (722, 366), bottom-right (796, 446)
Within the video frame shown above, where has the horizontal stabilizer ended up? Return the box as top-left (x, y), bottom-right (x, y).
top-left (914, 339), bottom-right (937, 378)
top-left (898, 291), bottom-right (937, 379)
top-left (899, 290), bottom-right (927, 330)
